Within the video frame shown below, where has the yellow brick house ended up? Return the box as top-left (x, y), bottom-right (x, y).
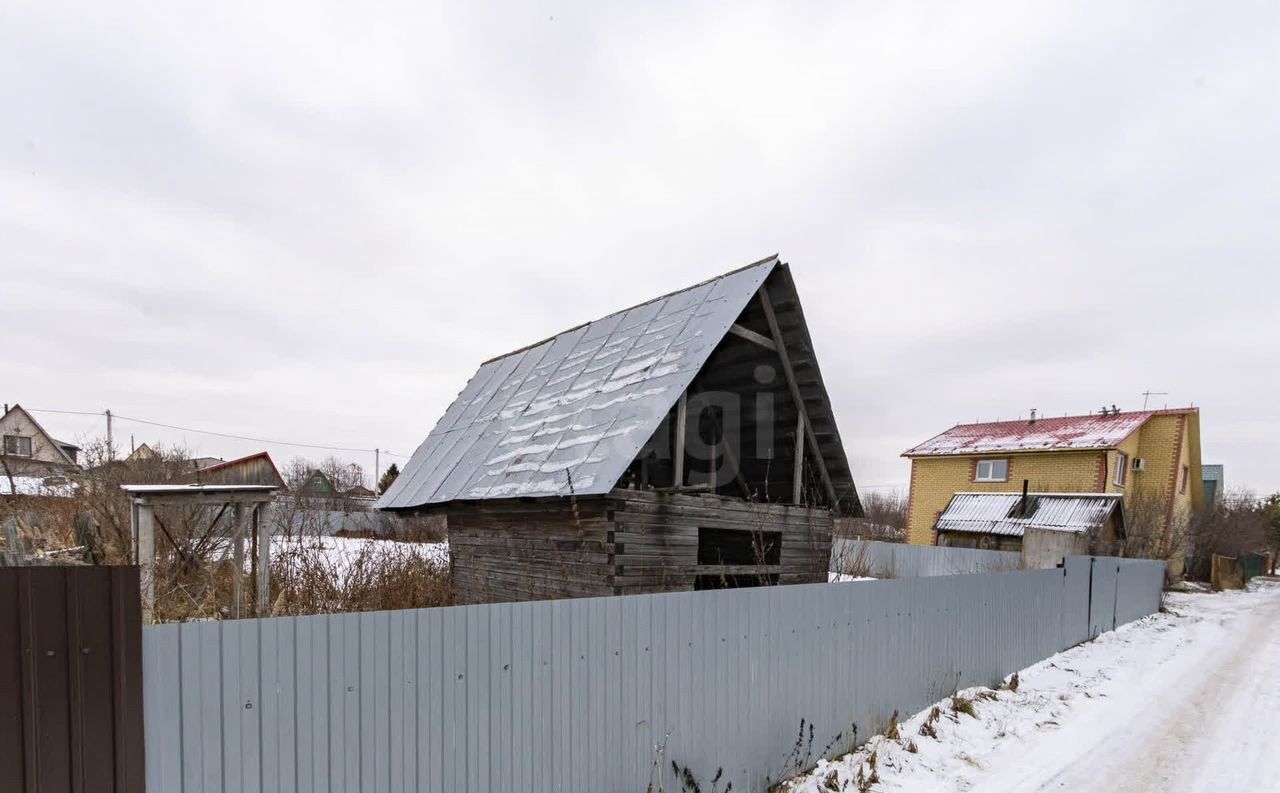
top-left (902, 408), bottom-right (1203, 553)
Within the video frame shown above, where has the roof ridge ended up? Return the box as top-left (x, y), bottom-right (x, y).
top-left (479, 255), bottom-right (779, 365)
top-left (945, 406), bottom-right (1198, 429)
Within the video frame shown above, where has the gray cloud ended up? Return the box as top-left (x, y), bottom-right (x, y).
top-left (1, 0), bottom-right (1276, 492)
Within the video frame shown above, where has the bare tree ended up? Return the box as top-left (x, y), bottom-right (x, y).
top-left (1185, 488), bottom-right (1269, 580)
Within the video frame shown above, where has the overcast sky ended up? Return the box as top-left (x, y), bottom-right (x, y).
top-left (3, 0), bottom-right (1277, 494)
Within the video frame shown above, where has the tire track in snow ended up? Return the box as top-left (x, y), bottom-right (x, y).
top-left (1015, 587), bottom-right (1280, 793)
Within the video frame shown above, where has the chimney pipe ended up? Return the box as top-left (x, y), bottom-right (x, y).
top-left (1019, 479), bottom-right (1029, 517)
top-left (1029, 408), bottom-right (1037, 424)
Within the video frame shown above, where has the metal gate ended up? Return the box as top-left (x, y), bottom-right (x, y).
top-left (0, 566), bottom-right (145, 793)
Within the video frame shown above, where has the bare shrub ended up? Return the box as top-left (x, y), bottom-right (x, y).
top-left (857, 490), bottom-right (908, 534)
top-left (834, 489), bottom-right (906, 544)
top-left (1105, 489), bottom-right (1191, 576)
top-left (1186, 488), bottom-right (1269, 581)
top-left (270, 536), bottom-right (452, 615)
top-left (830, 538), bottom-right (877, 579)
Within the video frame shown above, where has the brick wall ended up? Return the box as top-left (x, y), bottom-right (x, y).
top-left (904, 413), bottom-right (1197, 547)
top-left (904, 450), bottom-right (1103, 545)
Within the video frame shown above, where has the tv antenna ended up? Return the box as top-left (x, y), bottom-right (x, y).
top-left (1141, 390), bottom-right (1168, 410)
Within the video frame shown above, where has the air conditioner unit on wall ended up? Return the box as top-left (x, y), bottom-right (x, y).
top-left (1133, 458), bottom-right (1146, 471)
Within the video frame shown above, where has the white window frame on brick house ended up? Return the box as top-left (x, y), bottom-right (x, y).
top-left (3, 435), bottom-right (33, 457)
top-left (974, 458), bottom-right (1009, 482)
top-left (1114, 452), bottom-right (1128, 487)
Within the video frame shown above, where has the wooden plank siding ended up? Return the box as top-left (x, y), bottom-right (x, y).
top-left (444, 489), bottom-right (832, 604)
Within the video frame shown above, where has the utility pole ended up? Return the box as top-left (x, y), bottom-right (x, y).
top-left (105, 409), bottom-right (114, 460)
top-left (374, 448), bottom-right (380, 490)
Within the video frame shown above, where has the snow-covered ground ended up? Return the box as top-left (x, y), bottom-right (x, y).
top-left (784, 580), bottom-right (1280, 793)
top-left (271, 535), bottom-right (449, 581)
top-left (827, 572), bottom-right (877, 583)
top-left (0, 474), bottom-right (77, 497)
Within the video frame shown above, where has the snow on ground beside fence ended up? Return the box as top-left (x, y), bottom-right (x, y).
top-left (827, 572), bottom-right (877, 583)
top-left (272, 535), bottom-right (449, 582)
top-left (783, 580), bottom-right (1280, 793)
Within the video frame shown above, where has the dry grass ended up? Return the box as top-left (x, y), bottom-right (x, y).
top-left (884, 710), bottom-right (900, 740)
top-left (918, 706), bottom-right (941, 739)
top-left (951, 693), bottom-right (977, 719)
top-left (270, 537), bottom-right (452, 615)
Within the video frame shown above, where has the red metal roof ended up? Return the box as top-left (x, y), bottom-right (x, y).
top-left (903, 408), bottom-right (1197, 457)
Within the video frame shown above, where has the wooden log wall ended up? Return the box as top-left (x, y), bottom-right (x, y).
top-left (608, 490), bottom-right (833, 594)
top-left (444, 499), bottom-right (616, 604)
top-left (442, 490), bottom-right (833, 604)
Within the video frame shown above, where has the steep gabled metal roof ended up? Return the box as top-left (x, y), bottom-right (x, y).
top-left (935, 492), bottom-right (1124, 537)
top-left (378, 257), bottom-right (784, 508)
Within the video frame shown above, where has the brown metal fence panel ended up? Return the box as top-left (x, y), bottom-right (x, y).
top-left (0, 566), bottom-right (145, 793)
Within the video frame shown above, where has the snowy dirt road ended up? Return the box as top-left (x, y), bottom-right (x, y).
top-left (786, 581), bottom-right (1280, 793)
top-left (1014, 582), bottom-right (1280, 793)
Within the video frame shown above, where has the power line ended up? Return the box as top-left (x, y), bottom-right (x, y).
top-left (27, 407), bottom-right (412, 458)
top-left (22, 408), bottom-right (102, 417)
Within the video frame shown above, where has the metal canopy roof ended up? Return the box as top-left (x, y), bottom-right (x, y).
top-left (935, 492), bottom-right (1125, 537)
top-left (378, 257), bottom-right (786, 508)
top-left (120, 484), bottom-right (279, 495)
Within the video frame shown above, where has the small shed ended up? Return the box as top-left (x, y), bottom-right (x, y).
top-left (378, 256), bottom-right (861, 603)
top-left (186, 451), bottom-right (287, 488)
top-left (934, 491), bottom-right (1126, 554)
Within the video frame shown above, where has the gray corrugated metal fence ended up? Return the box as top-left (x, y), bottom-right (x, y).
top-left (143, 556), bottom-right (1164, 793)
top-left (831, 538), bottom-right (1021, 578)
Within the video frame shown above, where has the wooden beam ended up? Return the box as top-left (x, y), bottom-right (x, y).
top-left (690, 387), bottom-right (753, 499)
top-left (136, 493), bottom-right (276, 507)
top-left (135, 504), bottom-right (155, 625)
top-left (758, 286), bottom-right (839, 507)
top-left (694, 564), bottom-right (783, 576)
top-left (719, 433), bottom-right (753, 500)
top-left (673, 391), bottom-right (687, 487)
top-left (232, 504), bottom-right (246, 619)
top-left (255, 503), bottom-right (271, 616)
top-left (728, 323), bottom-right (778, 351)
top-left (792, 412), bottom-right (804, 504)
top-left (650, 483), bottom-right (713, 494)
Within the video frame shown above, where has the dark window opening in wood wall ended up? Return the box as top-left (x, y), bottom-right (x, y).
top-left (697, 527), bottom-right (781, 565)
top-left (695, 526), bottom-right (782, 590)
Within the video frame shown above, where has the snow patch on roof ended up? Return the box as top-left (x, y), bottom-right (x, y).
top-left (935, 492), bottom-right (1124, 537)
top-left (377, 258), bottom-right (781, 508)
top-left (902, 411), bottom-right (1198, 457)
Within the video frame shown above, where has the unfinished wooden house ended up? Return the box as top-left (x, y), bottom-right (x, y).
top-left (377, 256), bottom-right (861, 603)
